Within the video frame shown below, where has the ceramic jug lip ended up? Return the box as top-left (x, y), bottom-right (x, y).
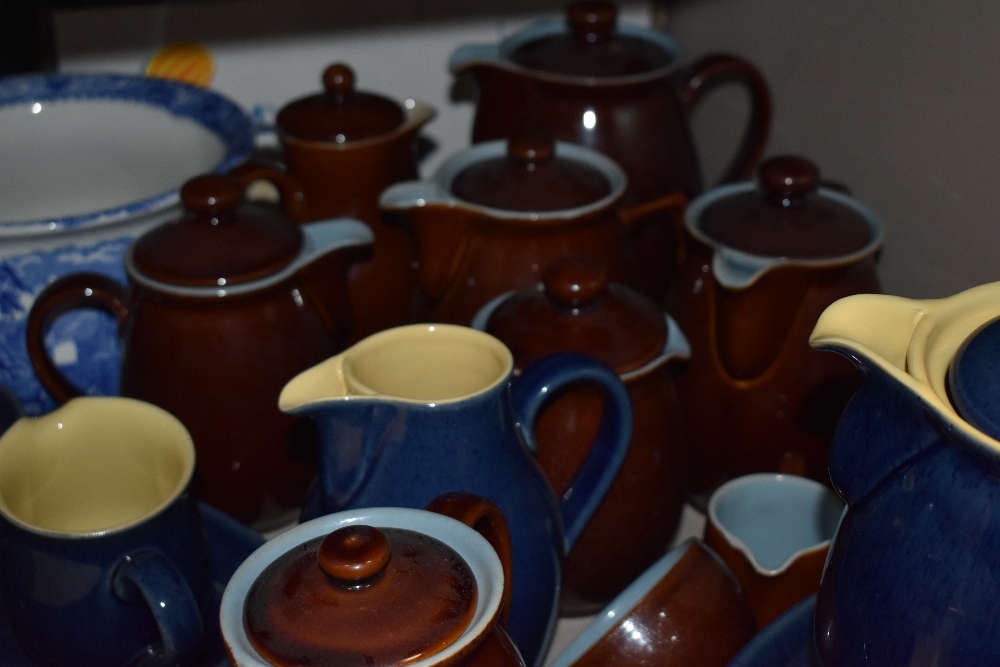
top-left (685, 182), bottom-right (885, 289)
top-left (277, 99), bottom-right (436, 150)
top-left (470, 286), bottom-right (691, 381)
top-left (451, 18), bottom-right (683, 87)
top-left (706, 473), bottom-right (844, 577)
top-left (0, 396), bottom-right (195, 538)
top-left (221, 506), bottom-right (507, 667)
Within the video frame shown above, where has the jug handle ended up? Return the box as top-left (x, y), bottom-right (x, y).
top-left (425, 492), bottom-right (514, 624)
top-left (227, 161), bottom-right (308, 222)
top-left (510, 351), bottom-right (632, 554)
top-left (25, 273), bottom-right (129, 405)
top-left (678, 53), bottom-right (772, 184)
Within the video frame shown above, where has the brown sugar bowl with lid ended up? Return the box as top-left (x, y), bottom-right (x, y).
top-left (268, 62), bottom-right (435, 340)
top-left (450, 0), bottom-right (771, 302)
top-left (25, 168), bottom-right (374, 527)
top-left (221, 493), bottom-right (525, 667)
top-left (473, 254), bottom-right (691, 615)
top-left (665, 155), bottom-right (884, 502)
top-left (380, 134), bottom-right (685, 325)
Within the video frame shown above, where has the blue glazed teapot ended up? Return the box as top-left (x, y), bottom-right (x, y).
top-left (809, 283), bottom-right (1000, 665)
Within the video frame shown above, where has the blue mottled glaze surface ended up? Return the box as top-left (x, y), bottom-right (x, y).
top-left (814, 353), bottom-right (1000, 666)
top-left (728, 594), bottom-right (815, 667)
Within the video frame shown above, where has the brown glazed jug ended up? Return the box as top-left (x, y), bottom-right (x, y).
top-left (450, 0), bottom-right (771, 302)
top-left (666, 156), bottom-right (883, 503)
top-left (473, 255), bottom-right (691, 615)
top-left (274, 63), bottom-right (435, 340)
top-left (25, 168), bottom-right (374, 527)
top-left (379, 135), bottom-right (684, 325)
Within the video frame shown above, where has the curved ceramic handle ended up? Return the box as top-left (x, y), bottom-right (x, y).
top-left (25, 273), bottom-right (129, 405)
top-left (510, 351), bottom-right (632, 553)
top-left (425, 492), bottom-right (514, 623)
top-left (227, 161), bottom-right (308, 222)
top-left (112, 550), bottom-right (204, 667)
top-left (679, 53), bottom-right (772, 184)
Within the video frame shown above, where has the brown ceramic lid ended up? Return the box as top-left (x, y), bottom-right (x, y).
top-left (508, 1), bottom-right (673, 77)
top-left (485, 255), bottom-right (666, 373)
top-left (244, 525), bottom-right (478, 667)
top-left (276, 63), bottom-right (405, 142)
top-left (451, 136), bottom-right (611, 211)
top-left (694, 155), bottom-right (873, 259)
top-left (131, 174), bottom-right (302, 288)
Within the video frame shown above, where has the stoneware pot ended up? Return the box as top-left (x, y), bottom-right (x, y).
top-left (25, 169), bottom-right (373, 527)
top-left (221, 494), bottom-right (524, 667)
top-left (666, 155), bottom-right (883, 502)
top-left (472, 254), bottom-right (690, 614)
top-left (0, 73), bottom-right (253, 416)
top-left (278, 323), bottom-right (632, 667)
top-left (450, 0), bottom-right (771, 301)
top-left (272, 63), bottom-right (435, 340)
top-left (808, 282), bottom-right (1000, 665)
top-left (380, 136), bottom-right (683, 325)
top-left (703, 473), bottom-right (844, 629)
top-left (547, 539), bottom-right (757, 667)
top-left (0, 397), bottom-right (213, 667)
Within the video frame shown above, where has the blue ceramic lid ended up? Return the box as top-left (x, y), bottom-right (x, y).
top-left (949, 316), bottom-right (1000, 440)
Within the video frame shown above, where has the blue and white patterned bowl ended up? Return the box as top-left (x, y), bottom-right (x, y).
top-left (0, 73), bottom-right (253, 415)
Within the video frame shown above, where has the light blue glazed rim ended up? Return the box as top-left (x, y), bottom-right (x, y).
top-left (0, 73), bottom-right (254, 236)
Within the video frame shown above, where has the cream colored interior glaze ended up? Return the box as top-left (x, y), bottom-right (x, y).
top-left (0, 396), bottom-right (195, 536)
top-left (280, 324), bottom-right (513, 410)
top-left (810, 282), bottom-right (1000, 455)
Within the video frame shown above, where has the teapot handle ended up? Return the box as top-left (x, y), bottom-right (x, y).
top-left (510, 352), bottom-right (632, 553)
top-left (678, 53), bottom-right (772, 184)
top-left (227, 161), bottom-right (308, 222)
top-left (26, 273), bottom-right (129, 405)
top-left (425, 492), bottom-right (514, 624)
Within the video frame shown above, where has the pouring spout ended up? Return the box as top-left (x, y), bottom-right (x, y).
top-left (279, 353), bottom-right (350, 414)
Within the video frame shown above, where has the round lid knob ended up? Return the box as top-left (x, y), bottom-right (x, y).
top-left (276, 62), bottom-right (405, 143)
top-left (131, 173), bottom-right (302, 288)
top-left (450, 137), bottom-right (611, 212)
top-left (509, 1), bottom-right (673, 77)
top-left (950, 316), bottom-right (1000, 441)
top-left (245, 526), bottom-right (478, 667)
top-left (694, 154), bottom-right (874, 259)
top-left (486, 255), bottom-right (666, 374)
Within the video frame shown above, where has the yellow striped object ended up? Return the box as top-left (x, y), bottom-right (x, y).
top-left (145, 43), bottom-right (215, 88)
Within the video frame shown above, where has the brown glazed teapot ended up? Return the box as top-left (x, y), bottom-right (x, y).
top-left (473, 255), bottom-right (691, 615)
top-left (379, 135), bottom-right (684, 325)
top-left (26, 168), bottom-right (374, 526)
top-left (273, 63), bottom-right (435, 340)
top-left (450, 0), bottom-right (771, 301)
top-left (666, 156), bottom-right (883, 502)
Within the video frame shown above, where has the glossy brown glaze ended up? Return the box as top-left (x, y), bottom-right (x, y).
top-left (245, 527), bottom-right (477, 667)
top-left (568, 540), bottom-right (757, 666)
top-left (455, 1), bottom-right (771, 301)
top-left (483, 256), bottom-right (686, 615)
top-left (275, 63), bottom-right (435, 341)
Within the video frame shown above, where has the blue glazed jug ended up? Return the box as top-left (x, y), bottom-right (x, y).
top-left (809, 283), bottom-right (1000, 666)
top-left (278, 324), bottom-right (632, 667)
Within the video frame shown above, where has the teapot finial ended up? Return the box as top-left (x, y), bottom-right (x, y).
top-left (543, 254), bottom-right (607, 309)
top-left (322, 63), bottom-right (355, 97)
top-left (180, 174), bottom-right (243, 216)
top-left (758, 155), bottom-right (820, 205)
top-left (567, 1), bottom-right (617, 43)
top-left (318, 525), bottom-right (391, 585)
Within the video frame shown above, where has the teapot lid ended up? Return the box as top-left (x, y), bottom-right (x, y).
top-left (508, 1), bottom-right (674, 77)
top-left (484, 255), bottom-right (667, 373)
top-left (244, 524), bottom-right (477, 667)
top-left (451, 135), bottom-right (611, 212)
top-left (692, 156), bottom-right (873, 259)
top-left (949, 316), bottom-right (1000, 441)
top-left (131, 174), bottom-right (302, 288)
top-left (276, 63), bottom-right (405, 142)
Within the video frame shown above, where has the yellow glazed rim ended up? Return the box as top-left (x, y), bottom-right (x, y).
top-left (0, 396), bottom-right (195, 537)
top-left (810, 282), bottom-right (1000, 457)
top-left (280, 324), bottom-right (514, 411)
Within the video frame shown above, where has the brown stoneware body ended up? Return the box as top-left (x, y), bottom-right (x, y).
top-left (450, 1), bottom-right (771, 301)
top-left (547, 539), bottom-right (757, 667)
top-left (474, 255), bottom-right (691, 615)
top-left (380, 138), bottom-right (683, 325)
top-left (274, 63), bottom-right (435, 341)
top-left (221, 493), bottom-right (525, 667)
top-left (666, 156), bottom-right (883, 502)
top-left (25, 169), bottom-right (374, 527)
